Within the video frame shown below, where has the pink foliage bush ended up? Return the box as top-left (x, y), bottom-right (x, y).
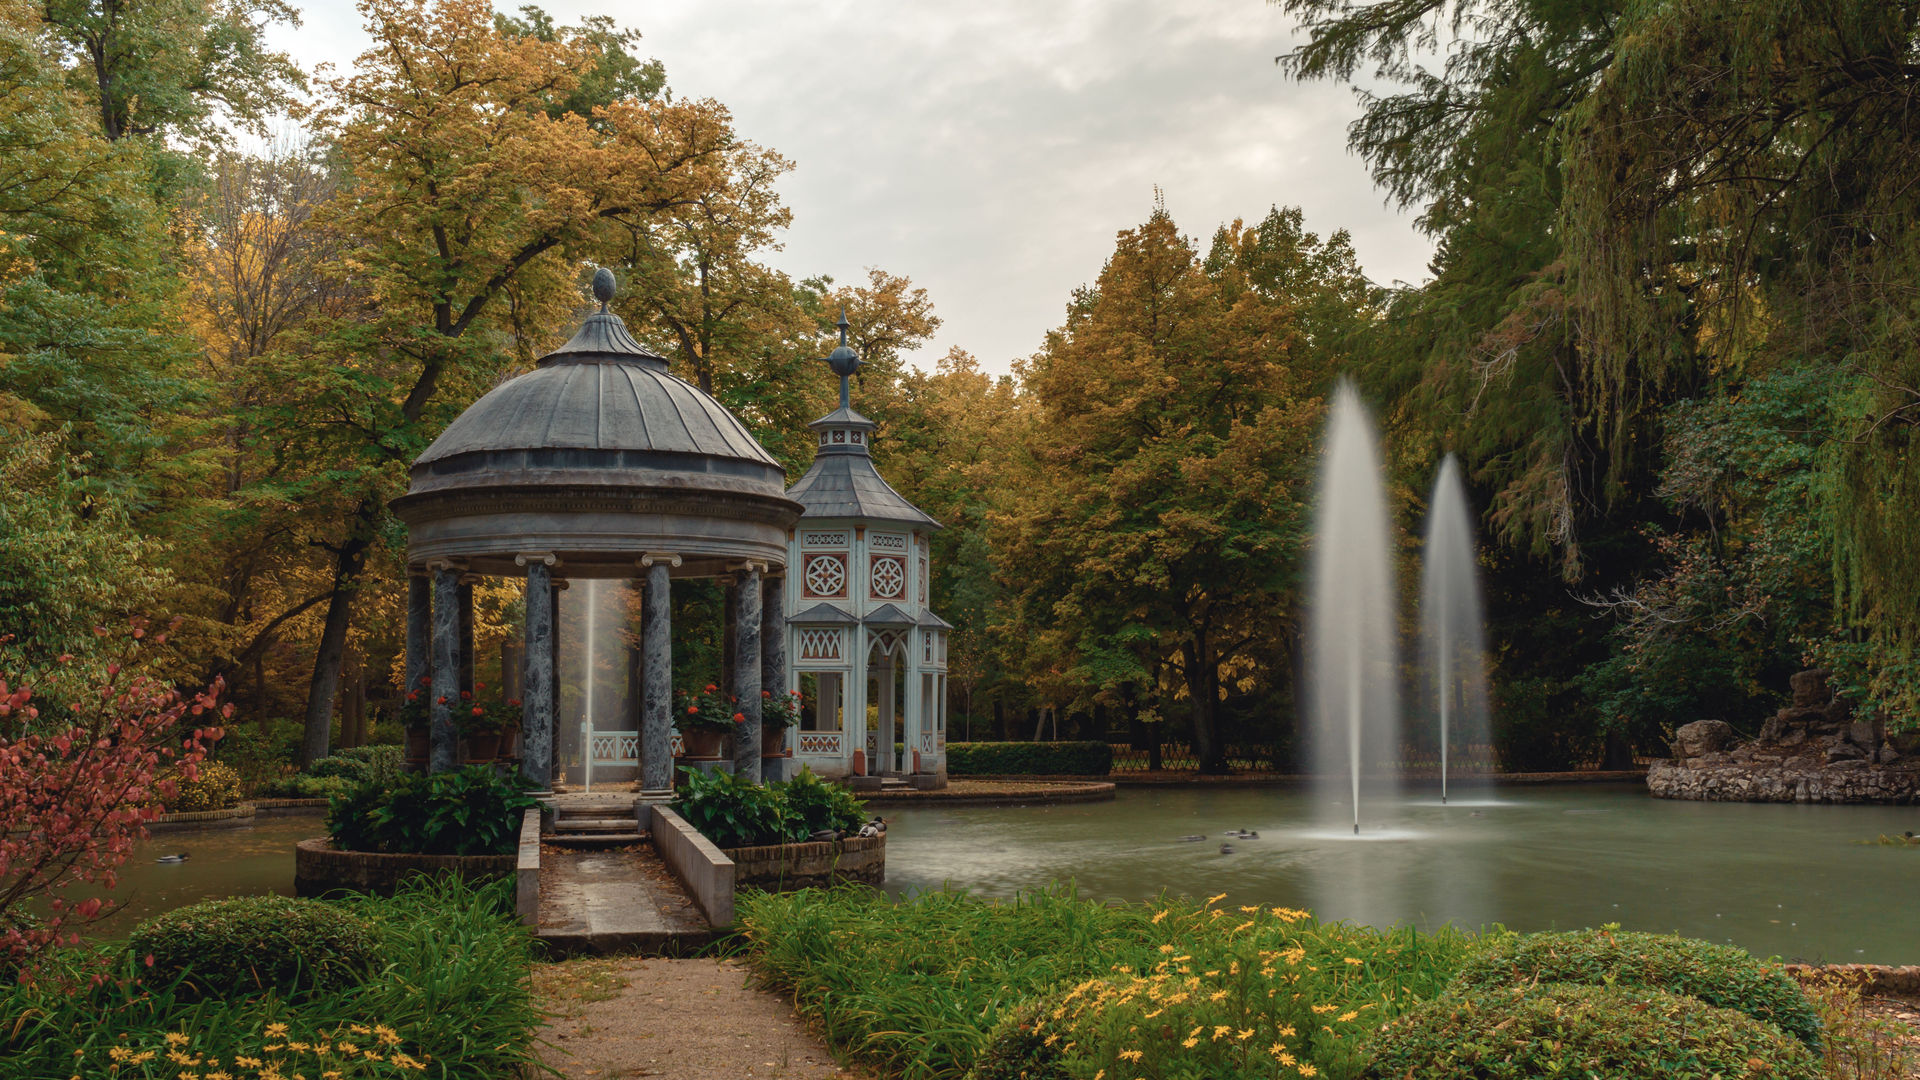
top-left (0, 624), bottom-right (227, 974)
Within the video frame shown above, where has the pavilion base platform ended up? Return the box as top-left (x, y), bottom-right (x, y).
top-left (536, 845), bottom-right (713, 957)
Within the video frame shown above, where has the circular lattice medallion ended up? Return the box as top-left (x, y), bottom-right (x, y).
top-left (871, 556), bottom-right (905, 598)
top-left (804, 554), bottom-right (846, 596)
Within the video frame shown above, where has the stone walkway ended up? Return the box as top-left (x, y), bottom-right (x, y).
top-left (537, 957), bottom-right (869, 1079)
top-left (538, 844), bottom-right (712, 957)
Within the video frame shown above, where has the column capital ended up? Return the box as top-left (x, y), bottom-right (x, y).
top-left (728, 559), bottom-right (770, 576)
top-left (425, 558), bottom-right (467, 573)
top-left (514, 552), bottom-right (559, 567)
top-left (639, 552), bottom-right (683, 568)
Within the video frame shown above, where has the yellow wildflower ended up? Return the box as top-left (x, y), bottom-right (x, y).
top-left (1337, 1011), bottom-right (1358, 1022)
top-left (1343, 957), bottom-right (1363, 966)
top-left (1158, 944), bottom-right (1175, 954)
top-left (1181, 1037), bottom-right (1199, 1049)
top-left (165, 1034), bottom-right (191, 1047)
top-left (348, 1025), bottom-right (371, 1036)
top-left (1142, 1008), bottom-right (1163, 1019)
top-left (1213, 1025), bottom-right (1232, 1039)
top-left (1311, 1004), bottom-right (1337, 1014)
top-left (1237, 1029), bottom-right (1254, 1041)
top-left (1240, 905), bottom-right (1260, 914)
top-left (1118, 1050), bottom-right (1144, 1062)
top-left (1299, 1066), bottom-right (1319, 1077)
top-left (1278, 1024), bottom-right (1297, 1036)
top-left (1151, 910), bottom-right (1168, 924)
top-left (374, 1026), bottom-right (401, 1047)
top-left (264, 1023), bottom-right (289, 1039)
top-left (1269, 1043), bottom-right (1287, 1057)
top-left (235, 1059), bottom-right (261, 1069)
top-left (1209, 990), bottom-right (1229, 1002)
top-left (1278, 1051), bottom-right (1297, 1066)
top-left (208, 1073), bottom-right (232, 1080)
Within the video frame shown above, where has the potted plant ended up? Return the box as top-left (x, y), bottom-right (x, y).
top-left (760, 688), bottom-right (802, 758)
top-left (675, 683), bottom-right (735, 759)
top-left (401, 676), bottom-right (431, 764)
top-left (457, 685), bottom-right (522, 761)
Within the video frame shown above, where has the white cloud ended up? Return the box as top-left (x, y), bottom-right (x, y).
top-left (268, 0), bottom-right (1434, 375)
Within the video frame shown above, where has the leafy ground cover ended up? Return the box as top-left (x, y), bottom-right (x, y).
top-left (735, 888), bottom-right (1915, 1080)
top-left (2, 876), bottom-right (541, 1079)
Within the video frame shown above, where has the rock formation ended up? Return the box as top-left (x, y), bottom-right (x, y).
top-left (1647, 669), bottom-right (1920, 803)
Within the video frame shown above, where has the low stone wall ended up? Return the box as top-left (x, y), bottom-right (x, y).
top-left (722, 835), bottom-right (885, 891)
top-left (293, 838), bottom-right (516, 897)
top-left (1648, 758), bottom-right (1920, 803)
top-left (1788, 963), bottom-right (1920, 996)
top-left (515, 808), bottom-right (540, 928)
top-left (250, 798), bottom-right (330, 816)
top-left (647, 804), bottom-right (734, 926)
top-left (866, 778), bottom-right (1116, 806)
top-left (149, 804), bottom-right (256, 831)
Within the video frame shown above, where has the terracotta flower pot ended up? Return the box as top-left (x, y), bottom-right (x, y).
top-left (465, 732), bottom-right (503, 761)
top-left (761, 722), bottom-right (791, 758)
top-left (679, 728), bottom-right (724, 759)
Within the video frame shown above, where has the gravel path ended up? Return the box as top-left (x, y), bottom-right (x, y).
top-left (536, 956), bottom-right (870, 1080)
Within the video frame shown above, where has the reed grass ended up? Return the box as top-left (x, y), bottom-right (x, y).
top-left (733, 885), bottom-right (1474, 1080)
top-left (2, 876), bottom-right (543, 1079)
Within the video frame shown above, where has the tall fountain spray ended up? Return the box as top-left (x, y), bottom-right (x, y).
top-left (1308, 381), bottom-right (1399, 835)
top-left (1420, 455), bottom-right (1490, 804)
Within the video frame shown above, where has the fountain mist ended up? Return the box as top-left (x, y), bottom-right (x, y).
top-left (1307, 381), bottom-right (1399, 834)
top-left (1420, 455), bottom-right (1491, 804)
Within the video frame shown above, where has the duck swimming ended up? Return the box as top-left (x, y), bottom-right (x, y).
top-left (1219, 843), bottom-right (1235, 855)
top-left (156, 853), bottom-right (189, 864)
top-left (1177, 834), bottom-right (1207, 842)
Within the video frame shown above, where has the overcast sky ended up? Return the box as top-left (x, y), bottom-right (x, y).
top-left (267, 1), bottom-right (1434, 376)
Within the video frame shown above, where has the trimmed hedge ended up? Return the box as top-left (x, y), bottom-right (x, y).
top-left (946, 741), bottom-right (1112, 776)
top-left (127, 895), bottom-right (377, 999)
top-left (1453, 927), bottom-right (1821, 1048)
top-left (166, 761), bottom-right (244, 812)
top-left (1363, 983), bottom-right (1821, 1080)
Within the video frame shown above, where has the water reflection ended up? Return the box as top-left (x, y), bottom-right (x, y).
top-left (882, 785), bottom-right (1920, 964)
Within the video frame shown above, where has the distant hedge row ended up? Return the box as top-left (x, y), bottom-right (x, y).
top-left (946, 741), bottom-right (1112, 776)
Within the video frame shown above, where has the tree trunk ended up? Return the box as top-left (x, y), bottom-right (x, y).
top-left (301, 507), bottom-right (373, 767)
top-left (1183, 637), bottom-right (1227, 774)
top-left (992, 699), bottom-right (1006, 740)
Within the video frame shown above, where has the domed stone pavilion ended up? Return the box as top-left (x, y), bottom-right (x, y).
top-left (390, 270), bottom-right (801, 795)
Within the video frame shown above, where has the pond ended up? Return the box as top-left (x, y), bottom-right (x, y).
top-left (84, 816), bottom-right (317, 935)
top-left (880, 784), bottom-right (1920, 965)
top-left (83, 786), bottom-right (1920, 965)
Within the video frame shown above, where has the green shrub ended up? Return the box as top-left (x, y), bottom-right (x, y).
top-left (326, 765), bottom-right (538, 855)
top-left (307, 745), bottom-right (404, 784)
top-left (674, 765), bottom-right (793, 848)
top-left (1363, 983), bottom-right (1821, 1080)
top-left (1453, 927), bottom-right (1821, 1048)
top-left (781, 766), bottom-right (868, 836)
top-left (257, 773), bottom-right (355, 799)
top-left (945, 740), bottom-right (1113, 775)
top-left (164, 760), bottom-right (243, 812)
top-left (6, 877), bottom-right (541, 1077)
top-left (126, 895), bottom-right (376, 999)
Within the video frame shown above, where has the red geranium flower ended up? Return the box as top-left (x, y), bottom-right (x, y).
top-left (437, 696), bottom-right (449, 705)
top-left (471, 706), bottom-right (484, 716)
top-left (687, 706), bottom-right (698, 715)
top-left (732, 712), bottom-right (745, 723)
top-left (704, 683), bottom-right (717, 693)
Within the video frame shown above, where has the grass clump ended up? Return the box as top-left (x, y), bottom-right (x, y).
top-left (737, 886), bottom-right (1474, 1080)
top-left (3, 876), bottom-right (541, 1078)
top-left (127, 895), bottom-right (376, 999)
top-left (1362, 983), bottom-right (1821, 1080)
top-left (1452, 926), bottom-right (1821, 1048)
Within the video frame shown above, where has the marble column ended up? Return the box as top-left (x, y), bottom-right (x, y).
top-left (640, 559), bottom-right (675, 794)
top-left (877, 660), bottom-right (897, 773)
top-left (518, 556), bottom-right (555, 791)
top-left (457, 577), bottom-right (476, 696)
top-left (429, 565), bottom-right (460, 773)
top-left (759, 575), bottom-right (788, 782)
top-left (730, 566), bottom-right (763, 782)
top-left (404, 571), bottom-right (430, 705)
top-left (550, 580), bottom-right (564, 785)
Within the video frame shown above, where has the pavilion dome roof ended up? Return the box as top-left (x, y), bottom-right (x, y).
top-left (392, 271), bottom-right (800, 580)
top-left (416, 312), bottom-right (779, 469)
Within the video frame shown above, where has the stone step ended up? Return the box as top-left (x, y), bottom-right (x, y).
top-left (553, 804), bottom-right (638, 819)
top-left (544, 832), bottom-right (649, 850)
top-left (553, 818), bottom-right (635, 832)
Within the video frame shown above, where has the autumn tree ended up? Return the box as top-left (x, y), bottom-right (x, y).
top-left (998, 206), bottom-right (1370, 771)
top-left (283, 0), bottom-right (767, 763)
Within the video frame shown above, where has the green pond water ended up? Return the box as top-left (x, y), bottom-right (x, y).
top-left (91, 786), bottom-right (1920, 964)
top-left (880, 784), bottom-right (1920, 965)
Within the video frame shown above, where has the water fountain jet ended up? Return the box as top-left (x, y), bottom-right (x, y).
top-left (1420, 455), bottom-right (1490, 805)
top-left (1307, 381), bottom-right (1399, 836)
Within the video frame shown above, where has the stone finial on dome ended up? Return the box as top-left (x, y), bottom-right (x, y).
top-left (825, 308), bottom-right (862, 408)
top-left (592, 267), bottom-right (617, 310)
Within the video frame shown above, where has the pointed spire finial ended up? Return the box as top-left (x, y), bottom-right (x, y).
top-left (591, 267), bottom-right (616, 311)
top-left (836, 308), bottom-right (850, 347)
